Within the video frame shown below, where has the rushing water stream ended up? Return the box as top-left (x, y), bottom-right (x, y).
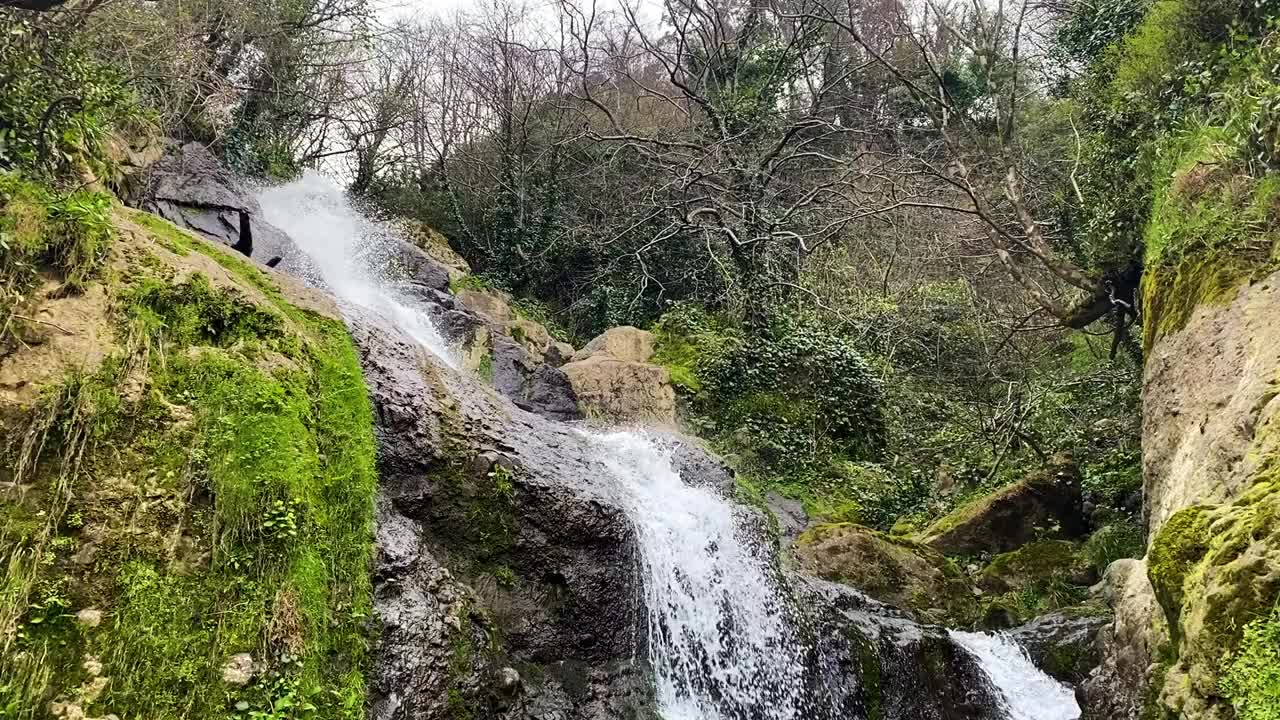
top-left (260, 172), bottom-right (1081, 720)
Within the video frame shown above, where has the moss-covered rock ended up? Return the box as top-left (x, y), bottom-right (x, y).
top-left (922, 457), bottom-right (1087, 557)
top-left (978, 540), bottom-right (1082, 594)
top-left (1145, 418), bottom-right (1280, 717)
top-left (793, 523), bottom-right (979, 626)
top-left (0, 206), bottom-right (378, 719)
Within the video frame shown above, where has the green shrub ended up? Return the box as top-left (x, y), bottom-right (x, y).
top-left (701, 320), bottom-right (885, 470)
top-left (1, 173), bottom-right (113, 348)
top-left (0, 11), bottom-right (139, 178)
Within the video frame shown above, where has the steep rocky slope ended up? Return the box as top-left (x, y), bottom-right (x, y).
top-left (0, 193), bottom-right (377, 719)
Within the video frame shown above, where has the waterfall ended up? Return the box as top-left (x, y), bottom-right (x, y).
top-left (949, 630), bottom-right (1082, 720)
top-left (256, 171), bottom-right (458, 368)
top-left (260, 172), bottom-right (1086, 720)
top-left (587, 431), bottom-right (810, 720)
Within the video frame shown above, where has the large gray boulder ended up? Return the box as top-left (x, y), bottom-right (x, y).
top-left (135, 142), bottom-right (313, 276)
top-left (349, 307), bottom-right (636, 720)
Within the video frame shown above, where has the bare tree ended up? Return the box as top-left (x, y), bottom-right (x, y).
top-left (791, 0), bottom-right (1138, 346)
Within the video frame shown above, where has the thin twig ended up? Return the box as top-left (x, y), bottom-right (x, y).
top-left (14, 314), bottom-right (74, 335)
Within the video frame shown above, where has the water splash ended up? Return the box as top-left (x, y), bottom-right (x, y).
top-left (949, 630), bottom-right (1081, 720)
top-left (256, 172), bottom-right (458, 368)
top-left (586, 430), bottom-right (810, 720)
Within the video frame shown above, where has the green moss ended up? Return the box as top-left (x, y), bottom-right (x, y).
top-left (1041, 642), bottom-right (1089, 682)
top-left (982, 540), bottom-right (1078, 582)
top-left (1221, 602), bottom-right (1280, 720)
top-left (1081, 521), bottom-right (1144, 574)
top-left (1140, 127), bottom-right (1280, 349)
top-left (848, 626), bottom-right (882, 720)
top-left (477, 351), bottom-right (494, 384)
top-left (977, 540), bottom-right (1089, 625)
top-left (649, 305), bottom-right (737, 394)
top-left (797, 523), bottom-right (979, 626)
top-left (448, 274), bottom-right (496, 294)
top-left (129, 209), bottom-right (193, 255)
top-left (1, 174), bottom-right (114, 347)
top-left (0, 215), bottom-right (378, 719)
top-left (1148, 505), bottom-right (1212, 633)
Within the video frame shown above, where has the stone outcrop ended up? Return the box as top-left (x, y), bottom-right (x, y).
top-left (1079, 269), bottom-right (1280, 720)
top-left (560, 327), bottom-right (676, 424)
top-left (1078, 559), bottom-right (1167, 718)
top-left (1142, 270), bottom-right (1280, 535)
top-left (794, 523), bottom-right (979, 626)
top-left (571, 326), bottom-right (656, 363)
top-left (350, 307), bottom-right (639, 720)
top-left (132, 142), bottom-right (312, 275)
top-left (1006, 612), bottom-right (1109, 685)
top-left (922, 457), bottom-right (1087, 557)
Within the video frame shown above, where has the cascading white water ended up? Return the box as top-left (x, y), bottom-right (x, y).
top-left (587, 430), bottom-right (810, 720)
top-left (949, 630), bottom-right (1081, 720)
top-left (262, 172), bottom-right (1089, 720)
top-left (256, 171), bottom-right (459, 368)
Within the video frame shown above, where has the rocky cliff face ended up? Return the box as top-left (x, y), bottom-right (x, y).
top-left (345, 261), bottom-right (1011, 720)
top-left (1081, 269), bottom-right (1280, 719)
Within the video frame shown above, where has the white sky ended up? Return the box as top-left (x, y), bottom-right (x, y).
top-left (377, 0), bottom-right (663, 24)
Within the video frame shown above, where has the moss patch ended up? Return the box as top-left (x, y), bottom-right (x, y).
top-left (795, 523), bottom-right (979, 626)
top-left (0, 212), bottom-right (378, 719)
top-left (1, 173), bottom-right (114, 351)
top-left (1140, 126), bottom-right (1280, 350)
top-left (1147, 412), bottom-right (1280, 716)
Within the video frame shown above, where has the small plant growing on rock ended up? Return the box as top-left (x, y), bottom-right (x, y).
top-left (262, 499), bottom-right (300, 541)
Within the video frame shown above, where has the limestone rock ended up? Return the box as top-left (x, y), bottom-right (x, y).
top-left (1078, 559), bottom-right (1167, 719)
top-left (399, 220), bottom-right (470, 279)
top-left (348, 308), bottom-right (645, 720)
top-left (793, 523), bottom-right (979, 626)
top-left (544, 341), bottom-right (576, 367)
top-left (766, 492), bottom-right (809, 545)
top-left (560, 354), bottom-right (676, 424)
top-left (1143, 269), bottom-right (1280, 535)
top-left (922, 458), bottom-right (1087, 556)
top-left (75, 608), bottom-right (103, 627)
top-left (571, 326), bottom-right (656, 363)
top-left (456, 287), bottom-right (517, 325)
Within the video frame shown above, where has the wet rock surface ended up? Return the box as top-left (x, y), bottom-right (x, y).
top-left (351, 305), bottom-right (643, 720)
top-left (1007, 612), bottom-right (1109, 685)
top-left (349, 298), bottom-right (1018, 720)
top-left (133, 142), bottom-right (314, 275)
top-left (797, 578), bottom-right (1006, 720)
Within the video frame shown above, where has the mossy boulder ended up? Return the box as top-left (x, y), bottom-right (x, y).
top-left (978, 540), bottom-right (1084, 594)
top-left (793, 523), bottom-right (979, 625)
top-left (922, 457), bottom-right (1087, 557)
top-left (1147, 479), bottom-right (1280, 718)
